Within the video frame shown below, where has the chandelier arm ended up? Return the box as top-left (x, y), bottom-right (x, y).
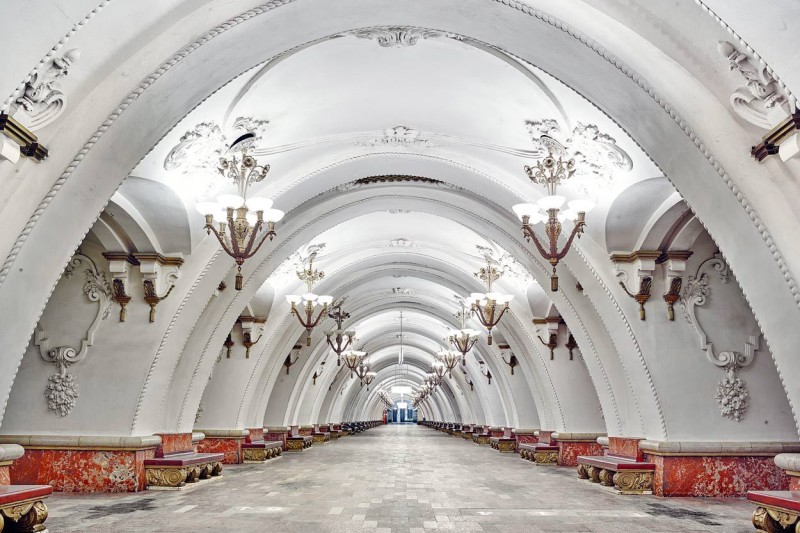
top-left (556, 221), bottom-right (586, 260)
top-left (207, 226), bottom-right (237, 258)
top-left (308, 308), bottom-right (328, 329)
top-left (472, 305), bottom-right (489, 328)
top-left (239, 219), bottom-right (265, 259)
top-left (227, 212), bottom-right (243, 259)
top-left (240, 227), bottom-right (276, 260)
top-left (523, 225), bottom-right (554, 261)
top-left (493, 306), bottom-right (509, 326)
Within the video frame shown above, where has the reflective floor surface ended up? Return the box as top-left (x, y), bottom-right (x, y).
top-left (47, 424), bottom-right (754, 532)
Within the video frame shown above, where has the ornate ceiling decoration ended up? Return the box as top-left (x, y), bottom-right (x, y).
top-left (475, 244), bottom-right (534, 291)
top-left (163, 116), bottom-right (270, 173)
top-left (355, 126), bottom-right (436, 148)
top-left (346, 27), bottom-right (457, 48)
top-left (525, 119), bottom-right (633, 198)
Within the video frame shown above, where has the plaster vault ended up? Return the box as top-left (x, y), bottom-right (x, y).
top-left (0, 0), bottom-right (798, 453)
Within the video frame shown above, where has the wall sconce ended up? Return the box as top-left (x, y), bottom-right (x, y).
top-left (135, 254), bottom-right (183, 323)
top-left (537, 332), bottom-right (558, 360)
top-left (499, 344), bottom-right (518, 375)
top-left (565, 333), bottom-right (578, 361)
top-left (312, 360), bottom-right (327, 385)
top-left (664, 277), bottom-right (682, 321)
top-left (223, 333), bottom-right (235, 359)
top-left (478, 360), bottom-right (492, 385)
top-left (619, 276), bottom-right (652, 321)
top-left (242, 331), bottom-right (262, 359)
top-left (284, 343), bottom-right (302, 374)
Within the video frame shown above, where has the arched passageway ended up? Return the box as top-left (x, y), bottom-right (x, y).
top-left (1, 1), bottom-right (800, 531)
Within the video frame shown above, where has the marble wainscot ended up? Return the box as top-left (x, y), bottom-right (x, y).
top-left (0, 444), bottom-right (24, 485)
top-left (640, 441), bottom-right (800, 497)
top-left (194, 429), bottom-right (249, 464)
top-left (0, 435), bottom-right (161, 492)
top-left (775, 453), bottom-right (800, 490)
top-left (513, 428), bottom-right (539, 451)
top-left (553, 433), bottom-right (606, 467)
top-left (263, 426), bottom-right (290, 450)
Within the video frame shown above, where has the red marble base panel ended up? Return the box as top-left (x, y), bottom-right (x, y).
top-left (538, 431), bottom-right (554, 446)
top-left (264, 432), bottom-right (288, 450)
top-left (557, 442), bottom-right (603, 467)
top-left (647, 454), bottom-right (790, 497)
top-left (10, 448), bottom-right (155, 492)
top-left (609, 437), bottom-right (644, 461)
top-left (0, 465), bottom-right (10, 485)
top-left (246, 428), bottom-right (264, 443)
top-left (790, 476), bottom-right (800, 491)
top-left (515, 435), bottom-right (538, 450)
top-left (195, 438), bottom-right (244, 464)
top-left (156, 433), bottom-right (193, 457)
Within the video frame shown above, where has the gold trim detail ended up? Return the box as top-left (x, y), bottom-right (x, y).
top-left (533, 450), bottom-right (559, 465)
top-left (612, 471), bottom-right (653, 494)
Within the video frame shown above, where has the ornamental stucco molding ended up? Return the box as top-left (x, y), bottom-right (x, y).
top-left (163, 116), bottom-right (270, 173)
top-left (680, 253), bottom-right (759, 422)
top-left (355, 126), bottom-right (436, 148)
top-left (14, 49), bottom-right (81, 131)
top-left (346, 26), bottom-right (456, 48)
top-left (475, 243), bottom-right (535, 291)
top-left (716, 41), bottom-right (792, 130)
top-left (33, 252), bottom-right (112, 416)
top-left (525, 119), bottom-right (632, 199)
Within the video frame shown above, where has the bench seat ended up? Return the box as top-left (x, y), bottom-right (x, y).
top-left (286, 435), bottom-right (313, 451)
top-left (576, 454), bottom-right (655, 494)
top-left (490, 437), bottom-right (517, 453)
top-left (519, 443), bottom-right (559, 464)
top-left (0, 485), bottom-right (52, 532)
top-left (144, 452), bottom-right (224, 489)
top-left (242, 440), bottom-right (283, 462)
top-left (748, 491), bottom-right (800, 532)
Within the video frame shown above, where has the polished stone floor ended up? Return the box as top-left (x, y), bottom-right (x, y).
top-left (46, 424), bottom-right (754, 532)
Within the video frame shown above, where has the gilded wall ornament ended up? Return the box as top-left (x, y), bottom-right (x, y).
top-left (34, 252), bottom-right (112, 416)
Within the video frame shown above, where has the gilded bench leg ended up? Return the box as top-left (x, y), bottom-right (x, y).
top-left (613, 471), bottom-right (653, 495)
top-left (577, 464), bottom-right (589, 479)
top-left (599, 469), bottom-right (615, 487)
top-left (752, 506), bottom-right (800, 533)
top-left (244, 449), bottom-right (267, 462)
top-left (587, 466), bottom-right (601, 483)
top-left (211, 462), bottom-right (223, 476)
top-left (1, 501), bottom-right (49, 533)
top-left (146, 467), bottom-right (188, 488)
top-left (533, 450), bottom-right (558, 465)
top-left (186, 466), bottom-right (201, 483)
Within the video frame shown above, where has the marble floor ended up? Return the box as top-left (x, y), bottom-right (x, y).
top-left (46, 424), bottom-right (755, 532)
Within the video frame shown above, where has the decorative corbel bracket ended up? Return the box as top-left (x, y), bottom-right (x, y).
top-left (498, 343), bottom-right (518, 375)
top-left (133, 253), bottom-right (183, 322)
top-left (239, 316), bottom-right (265, 358)
top-left (284, 343), bottom-right (302, 374)
top-left (0, 113), bottom-right (48, 162)
top-left (102, 252), bottom-right (138, 321)
top-left (751, 111), bottom-right (800, 162)
top-left (660, 251), bottom-right (692, 321)
top-left (611, 250), bottom-right (660, 320)
top-left (533, 317), bottom-right (561, 360)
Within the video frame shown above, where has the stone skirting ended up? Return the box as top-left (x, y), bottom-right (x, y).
top-left (194, 429), bottom-right (249, 464)
top-left (640, 440), bottom-right (800, 497)
top-left (0, 435), bottom-right (161, 492)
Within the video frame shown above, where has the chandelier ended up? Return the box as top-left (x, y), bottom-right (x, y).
top-left (378, 389), bottom-right (393, 407)
top-left (325, 301), bottom-right (356, 366)
top-left (449, 304), bottom-right (480, 361)
top-left (436, 349), bottom-right (460, 378)
top-left (354, 359), bottom-right (372, 385)
top-left (512, 137), bottom-right (595, 292)
top-left (466, 259), bottom-right (513, 345)
top-left (362, 371), bottom-right (376, 390)
top-left (286, 254), bottom-right (333, 345)
top-left (196, 133), bottom-right (285, 290)
top-left (343, 349), bottom-right (367, 378)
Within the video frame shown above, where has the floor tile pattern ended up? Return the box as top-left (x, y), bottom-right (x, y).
top-left (46, 424), bottom-right (754, 532)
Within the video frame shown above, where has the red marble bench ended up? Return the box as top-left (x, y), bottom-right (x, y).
top-left (576, 453), bottom-right (655, 494)
top-left (472, 430), bottom-right (491, 445)
top-left (144, 452), bottom-right (224, 489)
top-left (286, 436), bottom-right (313, 451)
top-left (490, 437), bottom-right (517, 453)
top-left (748, 491), bottom-right (800, 532)
top-left (311, 432), bottom-right (331, 444)
top-left (0, 485), bottom-right (52, 532)
top-left (519, 443), bottom-right (559, 464)
top-left (242, 441), bottom-right (283, 463)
